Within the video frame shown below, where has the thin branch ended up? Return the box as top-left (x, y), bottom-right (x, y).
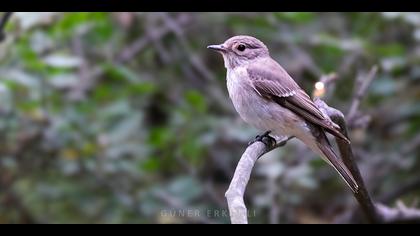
top-left (0, 12), bottom-right (13, 42)
top-left (225, 136), bottom-right (292, 224)
top-left (319, 73), bottom-right (338, 88)
top-left (117, 14), bottom-right (191, 63)
top-left (159, 12), bottom-right (232, 113)
top-left (347, 65), bottom-right (378, 123)
top-left (159, 12), bottom-right (216, 82)
top-left (315, 98), bottom-right (379, 223)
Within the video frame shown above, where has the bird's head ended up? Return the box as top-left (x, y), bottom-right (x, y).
top-left (207, 35), bottom-right (269, 69)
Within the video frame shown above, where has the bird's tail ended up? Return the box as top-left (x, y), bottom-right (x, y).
top-left (316, 133), bottom-right (359, 193)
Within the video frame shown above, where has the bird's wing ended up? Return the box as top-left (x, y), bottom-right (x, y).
top-left (247, 58), bottom-right (350, 143)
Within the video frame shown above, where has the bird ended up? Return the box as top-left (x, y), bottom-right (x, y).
top-left (207, 35), bottom-right (358, 193)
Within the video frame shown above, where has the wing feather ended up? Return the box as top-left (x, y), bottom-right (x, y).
top-left (247, 58), bottom-right (349, 143)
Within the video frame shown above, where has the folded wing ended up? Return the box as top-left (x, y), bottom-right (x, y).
top-left (247, 59), bottom-right (350, 143)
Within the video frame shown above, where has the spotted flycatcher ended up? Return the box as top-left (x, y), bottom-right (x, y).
top-left (208, 35), bottom-right (358, 193)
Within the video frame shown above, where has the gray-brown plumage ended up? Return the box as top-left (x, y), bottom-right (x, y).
top-left (247, 60), bottom-right (350, 143)
top-left (208, 35), bottom-right (358, 193)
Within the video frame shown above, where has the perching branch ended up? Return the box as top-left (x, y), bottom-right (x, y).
top-left (225, 136), bottom-right (293, 224)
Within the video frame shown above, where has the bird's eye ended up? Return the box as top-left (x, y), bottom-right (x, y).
top-left (237, 44), bottom-right (246, 52)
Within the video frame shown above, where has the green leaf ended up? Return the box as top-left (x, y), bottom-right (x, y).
top-left (148, 127), bottom-right (171, 147)
top-left (104, 64), bottom-right (140, 83)
top-left (129, 83), bottom-right (156, 95)
top-left (370, 43), bottom-right (406, 57)
top-left (141, 158), bottom-right (161, 172)
top-left (185, 90), bottom-right (207, 113)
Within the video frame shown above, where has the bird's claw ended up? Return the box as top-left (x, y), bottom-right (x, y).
top-left (248, 131), bottom-right (276, 147)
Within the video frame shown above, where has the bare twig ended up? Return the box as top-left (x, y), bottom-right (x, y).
top-left (319, 73), bottom-right (339, 88)
top-left (117, 14), bottom-right (191, 63)
top-left (347, 65), bottom-right (378, 124)
top-left (159, 12), bottom-right (216, 82)
top-left (0, 12), bottom-right (13, 42)
top-left (225, 136), bottom-right (292, 224)
top-left (159, 13), bottom-right (232, 112)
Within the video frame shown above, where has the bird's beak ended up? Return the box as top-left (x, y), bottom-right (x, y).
top-left (207, 44), bottom-right (226, 53)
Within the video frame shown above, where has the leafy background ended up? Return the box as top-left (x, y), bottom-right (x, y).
top-left (0, 12), bottom-right (419, 223)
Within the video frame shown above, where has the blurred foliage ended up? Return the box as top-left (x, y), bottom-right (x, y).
top-left (0, 12), bottom-right (419, 224)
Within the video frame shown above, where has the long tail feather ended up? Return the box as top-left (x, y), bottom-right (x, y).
top-left (316, 134), bottom-right (359, 193)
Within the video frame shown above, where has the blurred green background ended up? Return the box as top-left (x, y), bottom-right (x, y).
top-left (0, 12), bottom-right (419, 224)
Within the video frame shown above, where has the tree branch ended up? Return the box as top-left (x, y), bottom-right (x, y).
top-left (0, 12), bottom-right (13, 42)
top-left (225, 136), bottom-right (292, 224)
top-left (347, 65), bottom-right (378, 125)
top-left (117, 14), bottom-right (191, 63)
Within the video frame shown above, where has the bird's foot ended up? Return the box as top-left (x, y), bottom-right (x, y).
top-left (248, 131), bottom-right (276, 147)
